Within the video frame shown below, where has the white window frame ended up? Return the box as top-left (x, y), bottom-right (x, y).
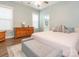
top-left (0, 4), bottom-right (13, 31)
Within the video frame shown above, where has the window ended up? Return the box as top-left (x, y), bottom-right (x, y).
top-left (0, 5), bottom-right (13, 30)
top-left (32, 13), bottom-right (39, 28)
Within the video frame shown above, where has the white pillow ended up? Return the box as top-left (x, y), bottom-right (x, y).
top-left (52, 25), bottom-right (70, 33)
top-left (52, 25), bottom-right (64, 32)
top-left (75, 27), bottom-right (79, 32)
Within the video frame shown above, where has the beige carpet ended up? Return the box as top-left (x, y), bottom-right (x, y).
top-left (7, 44), bottom-right (26, 57)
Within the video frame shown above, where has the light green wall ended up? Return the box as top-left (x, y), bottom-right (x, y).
top-left (40, 1), bottom-right (79, 30)
top-left (0, 1), bottom-right (40, 38)
top-left (0, 1), bottom-right (39, 27)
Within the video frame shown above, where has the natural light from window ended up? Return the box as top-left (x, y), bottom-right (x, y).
top-left (0, 5), bottom-right (13, 30)
top-left (32, 13), bottom-right (39, 29)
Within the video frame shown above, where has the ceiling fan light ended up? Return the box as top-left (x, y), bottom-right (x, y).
top-left (34, 1), bottom-right (43, 7)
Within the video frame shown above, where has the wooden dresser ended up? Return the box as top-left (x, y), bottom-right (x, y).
top-left (0, 31), bottom-right (5, 42)
top-left (14, 27), bottom-right (34, 39)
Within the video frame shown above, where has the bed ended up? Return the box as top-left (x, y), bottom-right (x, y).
top-left (32, 31), bottom-right (79, 57)
top-left (22, 39), bottom-right (62, 57)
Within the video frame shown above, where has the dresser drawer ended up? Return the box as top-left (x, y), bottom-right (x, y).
top-left (15, 27), bottom-right (34, 38)
top-left (0, 32), bottom-right (5, 42)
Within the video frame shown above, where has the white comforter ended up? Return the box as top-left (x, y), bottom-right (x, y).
top-left (32, 31), bottom-right (79, 57)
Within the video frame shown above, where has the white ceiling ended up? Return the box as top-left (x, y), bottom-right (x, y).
top-left (17, 1), bottom-right (58, 10)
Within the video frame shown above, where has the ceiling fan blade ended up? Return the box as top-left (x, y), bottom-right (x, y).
top-left (44, 1), bottom-right (48, 4)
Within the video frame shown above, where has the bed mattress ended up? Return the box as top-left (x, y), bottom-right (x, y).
top-left (32, 31), bottom-right (79, 57)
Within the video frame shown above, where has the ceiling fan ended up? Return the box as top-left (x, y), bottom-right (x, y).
top-left (27, 1), bottom-right (49, 7)
top-left (44, 1), bottom-right (49, 4)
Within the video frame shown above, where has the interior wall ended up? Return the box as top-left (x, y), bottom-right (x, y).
top-left (0, 1), bottom-right (39, 38)
top-left (0, 1), bottom-right (39, 27)
top-left (40, 1), bottom-right (79, 30)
